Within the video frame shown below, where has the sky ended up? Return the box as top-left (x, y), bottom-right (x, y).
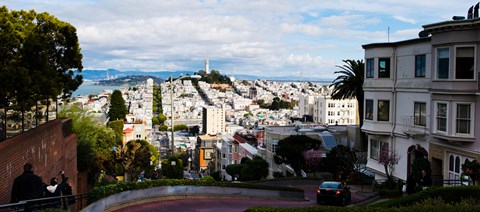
top-left (2, 0), bottom-right (476, 80)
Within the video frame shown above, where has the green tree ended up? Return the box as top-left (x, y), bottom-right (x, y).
top-left (174, 124), bottom-right (188, 131)
top-left (240, 156), bottom-right (269, 181)
top-left (276, 135), bottom-right (322, 176)
top-left (161, 156), bottom-right (183, 179)
top-left (322, 145), bottom-right (357, 180)
top-left (226, 164), bottom-right (244, 181)
top-left (107, 120), bottom-right (124, 145)
top-left (58, 104), bottom-right (116, 183)
top-left (158, 113), bottom-right (167, 124)
top-left (0, 6), bottom-right (83, 123)
top-left (158, 125), bottom-right (168, 131)
top-left (330, 59), bottom-right (365, 149)
top-left (108, 90), bottom-right (127, 121)
top-left (113, 139), bottom-right (157, 182)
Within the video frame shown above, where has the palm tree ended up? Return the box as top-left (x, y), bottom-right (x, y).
top-left (330, 59), bottom-right (365, 149)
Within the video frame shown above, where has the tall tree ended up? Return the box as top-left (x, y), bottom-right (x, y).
top-left (275, 135), bottom-right (323, 176)
top-left (330, 59), bottom-right (365, 149)
top-left (108, 90), bottom-right (127, 121)
top-left (0, 6), bottom-right (83, 109)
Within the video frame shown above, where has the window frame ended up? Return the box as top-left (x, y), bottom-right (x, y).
top-left (366, 58), bottom-right (374, 78)
top-left (436, 47), bottom-right (450, 79)
top-left (454, 46), bottom-right (475, 80)
top-left (415, 54), bottom-right (426, 78)
top-left (414, 102), bottom-right (427, 127)
top-left (434, 101), bottom-right (448, 134)
top-left (377, 100), bottom-right (390, 122)
top-left (378, 58), bottom-right (390, 78)
top-left (365, 99), bottom-right (373, 120)
top-left (370, 139), bottom-right (388, 161)
top-left (454, 102), bottom-right (474, 136)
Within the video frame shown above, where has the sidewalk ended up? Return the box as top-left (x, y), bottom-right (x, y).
top-left (348, 183), bottom-right (380, 206)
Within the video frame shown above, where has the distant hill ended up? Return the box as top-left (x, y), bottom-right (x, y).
top-left (97, 75), bottom-right (164, 86)
top-left (80, 69), bottom-right (333, 82)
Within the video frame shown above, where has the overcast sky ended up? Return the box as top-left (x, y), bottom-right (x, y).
top-left (3, 0), bottom-right (475, 79)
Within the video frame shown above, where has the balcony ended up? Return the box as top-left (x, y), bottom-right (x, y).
top-left (401, 116), bottom-right (427, 139)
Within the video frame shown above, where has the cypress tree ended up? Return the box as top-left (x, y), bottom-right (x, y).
top-left (108, 90), bottom-right (127, 121)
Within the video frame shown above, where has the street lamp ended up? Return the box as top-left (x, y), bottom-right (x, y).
top-left (170, 75), bottom-right (201, 156)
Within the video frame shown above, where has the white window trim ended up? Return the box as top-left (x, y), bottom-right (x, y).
top-left (434, 101), bottom-right (449, 134)
top-left (435, 47), bottom-right (450, 80)
top-left (453, 45), bottom-right (476, 81)
top-left (453, 102), bottom-right (475, 137)
top-left (413, 101), bottom-right (427, 127)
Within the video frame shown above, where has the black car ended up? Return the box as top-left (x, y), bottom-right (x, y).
top-left (316, 181), bottom-right (351, 206)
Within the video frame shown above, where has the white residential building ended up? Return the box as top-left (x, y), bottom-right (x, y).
top-left (362, 15), bottom-right (480, 184)
top-left (202, 104), bottom-right (225, 135)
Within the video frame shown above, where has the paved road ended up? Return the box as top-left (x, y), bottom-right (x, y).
top-left (113, 182), bottom-right (377, 212)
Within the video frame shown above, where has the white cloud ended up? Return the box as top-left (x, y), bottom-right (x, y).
top-left (2, 0), bottom-right (475, 80)
top-left (393, 15), bottom-right (416, 24)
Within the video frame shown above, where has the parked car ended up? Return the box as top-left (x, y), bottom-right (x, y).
top-left (316, 181), bottom-right (351, 206)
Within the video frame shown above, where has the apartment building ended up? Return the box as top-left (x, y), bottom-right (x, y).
top-left (202, 104), bottom-right (225, 135)
top-left (362, 15), bottom-right (480, 182)
top-left (299, 87), bottom-right (358, 125)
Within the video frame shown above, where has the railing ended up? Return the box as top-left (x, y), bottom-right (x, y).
top-left (0, 193), bottom-right (89, 212)
top-left (0, 99), bottom-right (58, 142)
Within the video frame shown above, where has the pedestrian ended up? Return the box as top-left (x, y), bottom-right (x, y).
top-left (420, 169), bottom-right (432, 190)
top-left (44, 171), bottom-right (67, 208)
top-left (406, 173), bottom-right (416, 194)
top-left (62, 177), bottom-right (76, 211)
top-left (11, 163), bottom-right (45, 203)
top-left (460, 167), bottom-right (472, 186)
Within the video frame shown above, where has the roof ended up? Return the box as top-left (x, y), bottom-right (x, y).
top-left (239, 143), bottom-right (258, 155)
top-left (362, 37), bottom-right (430, 49)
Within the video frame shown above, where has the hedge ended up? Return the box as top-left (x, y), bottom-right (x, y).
top-left (371, 185), bottom-right (480, 208)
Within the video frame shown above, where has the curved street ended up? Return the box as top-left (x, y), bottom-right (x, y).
top-left (113, 182), bottom-right (377, 212)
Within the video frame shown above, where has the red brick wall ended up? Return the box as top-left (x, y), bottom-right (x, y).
top-left (0, 119), bottom-right (77, 204)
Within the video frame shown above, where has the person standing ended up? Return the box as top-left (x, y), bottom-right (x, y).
top-left (11, 163), bottom-right (45, 203)
top-left (62, 177), bottom-right (76, 211)
top-left (420, 169), bottom-right (432, 190)
top-left (44, 171), bottom-right (67, 208)
top-left (406, 173), bottom-right (416, 194)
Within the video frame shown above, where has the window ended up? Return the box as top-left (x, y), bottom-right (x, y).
top-left (414, 102), bottom-right (426, 126)
top-left (370, 140), bottom-right (388, 160)
top-left (377, 100), bottom-right (390, 121)
top-left (365, 99), bottom-right (373, 120)
top-left (456, 104), bottom-right (471, 134)
top-left (455, 46), bottom-right (474, 79)
top-left (437, 48), bottom-right (449, 79)
top-left (415, 54), bottom-right (426, 77)
top-left (366, 58), bottom-right (374, 78)
top-left (436, 103), bottom-right (447, 132)
top-left (378, 58), bottom-right (390, 78)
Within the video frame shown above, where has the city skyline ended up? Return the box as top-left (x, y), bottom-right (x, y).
top-left (3, 0), bottom-right (475, 79)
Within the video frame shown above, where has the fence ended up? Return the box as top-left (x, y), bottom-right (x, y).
top-left (0, 193), bottom-right (89, 212)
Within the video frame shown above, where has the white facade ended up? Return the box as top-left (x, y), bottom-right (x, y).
top-left (202, 105), bottom-right (225, 135)
top-left (299, 93), bottom-right (358, 125)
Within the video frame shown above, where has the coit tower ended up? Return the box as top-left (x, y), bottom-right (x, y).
top-left (205, 59), bottom-right (209, 74)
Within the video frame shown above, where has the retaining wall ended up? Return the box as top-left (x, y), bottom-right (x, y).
top-left (82, 186), bottom-right (306, 212)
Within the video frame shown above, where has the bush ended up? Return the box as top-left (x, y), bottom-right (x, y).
top-left (371, 185), bottom-right (480, 208)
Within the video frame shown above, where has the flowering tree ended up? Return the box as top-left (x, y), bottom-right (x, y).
top-left (379, 145), bottom-right (400, 181)
top-left (303, 149), bottom-right (323, 177)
